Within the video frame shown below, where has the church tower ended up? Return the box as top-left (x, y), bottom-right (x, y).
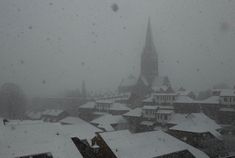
top-left (140, 18), bottom-right (158, 86)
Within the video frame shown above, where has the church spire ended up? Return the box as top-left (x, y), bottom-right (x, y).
top-left (140, 17), bottom-right (158, 86)
top-left (145, 17), bottom-right (155, 51)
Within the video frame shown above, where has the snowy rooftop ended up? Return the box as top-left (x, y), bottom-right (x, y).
top-left (99, 130), bottom-right (209, 158)
top-left (90, 114), bottom-right (127, 131)
top-left (123, 108), bottom-right (142, 117)
top-left (170, 113), bottom-right (222, 139)
top-left (199, 96), bottom-right (220, 105)
top-left (60, 116), bottom-right (102, 140)
top-left (142, 96), bottom-right (154, 103)
top-left (26, 111), bottom-right (42, 120)
top-left (220, 89), bottom-right (235, 97)
top-left (0, 120), bottom-right (83, 158)
top-left (79, 101), bottom-right (96, 109)
top-left (110, 103), bottom-right (130, 111)
top-left (175, 95), bottom-right (197, 104)
top-left (42, 109), bottom-right (65, 116)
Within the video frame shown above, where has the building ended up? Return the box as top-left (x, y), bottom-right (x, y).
top-left (119, 18), bottom-right (171, 100)
top-left (94, 130), bottom-right (209, 158)
top-left (41, 109), bottom-right (68, 122)
top-left (168, 113), bottom-right (227, 158)
top-left (78, 100), bottom-right (130, 122)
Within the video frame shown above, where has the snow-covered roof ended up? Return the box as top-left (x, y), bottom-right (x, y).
top-left (91, 114), bottom-right (127, 131)
top-left (0, 121), bottom-right (83, 158)
top-left (168, 113), bottom-right (189, 125)
top-left (175, 95), bottom-right (197, 104)
top-left (60, 117), bottom-right (102, 140)
top-left (42, 109), bottom-right (65, 117)
top-left (110, 103), bottom-right (130, 111)
top-left (170, 113), bottom-right (222, 139)
top-left (79, 101), bottom-right (96, 109)
top-left (26, 111), bottom-right (42, 120)
top-left (199, 96), bottom-right (220, 105)
top-left (142, 95), bottom-right (154, 103)
top-left (220, 89), bottom-right (235, 97)
top-left (99, 130), bottom-right (209, 158)
top-left (123, 108), bottom-right (142, 117)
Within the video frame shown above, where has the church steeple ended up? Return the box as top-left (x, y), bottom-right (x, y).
top-left (145, 17), bottom-right (155, 51)
top-left (140, 18), bottom-right (158, 86)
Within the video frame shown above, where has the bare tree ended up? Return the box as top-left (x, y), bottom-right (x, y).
top-left (0, 83), bottom-right (26, 119)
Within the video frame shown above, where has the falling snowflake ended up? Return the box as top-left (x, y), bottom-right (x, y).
top-left (111, 3), bottom-right (119, 12)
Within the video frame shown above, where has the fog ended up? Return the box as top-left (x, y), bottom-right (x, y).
top-left (0, 0), bottom-right (235, 97)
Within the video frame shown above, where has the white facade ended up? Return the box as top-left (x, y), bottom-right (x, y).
top-left (153, 93), bottom-right (177, 105)
top-left (219, 89), bottom-right (235, 107)
top-left (95, 100), bottom-right (113, 112)
top-left (142, 105), bottom-right (174, 123)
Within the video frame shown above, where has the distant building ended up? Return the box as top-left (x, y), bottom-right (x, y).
top-left (119, 18), bottom-right (171, 100)
top-left (78, 100), bottom-right (130, 122)
top-left (41, 109), bottom-right (68, 122)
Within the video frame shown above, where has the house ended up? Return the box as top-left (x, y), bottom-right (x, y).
top-left (152, 92), bottom-right (177, 105)
top-left (94, 130), bottom-right (209, 158)
top-left (79, 101), bottom-right (130, 122)
top-left (95, 100), bottom-right (113, 112)
top-left (25, 111), bottom-right (42, 120)
top-left (199, 96), bottom-right (220, 119)
top-left (168, 113), bottom-right (227, 158)
top-left (41, 109), bottom-right (68, 122)
top-left (218, 107), bottom-right (235, 124)
top-left (123, 108), bottom-right (142, 132)
top-left (78, 101), bottom-right (96, 121)
top-left (142, 105), bottom-right (174, 122)
top-left (219, 89), bottom-right (235, 107)
top-left (174, 95), bottom-right (200, 113)
top-left (109, 103), bottom-right (130, 115)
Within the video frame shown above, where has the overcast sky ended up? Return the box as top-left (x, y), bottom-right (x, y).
top-left (0, 0), bottom-right (235, 97)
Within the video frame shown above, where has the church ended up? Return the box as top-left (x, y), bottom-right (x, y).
top-left (119, 18), bottom-right (172, 97)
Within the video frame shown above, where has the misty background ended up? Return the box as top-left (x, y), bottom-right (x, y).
top-left (0, 0), bottom-right (235, 97)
